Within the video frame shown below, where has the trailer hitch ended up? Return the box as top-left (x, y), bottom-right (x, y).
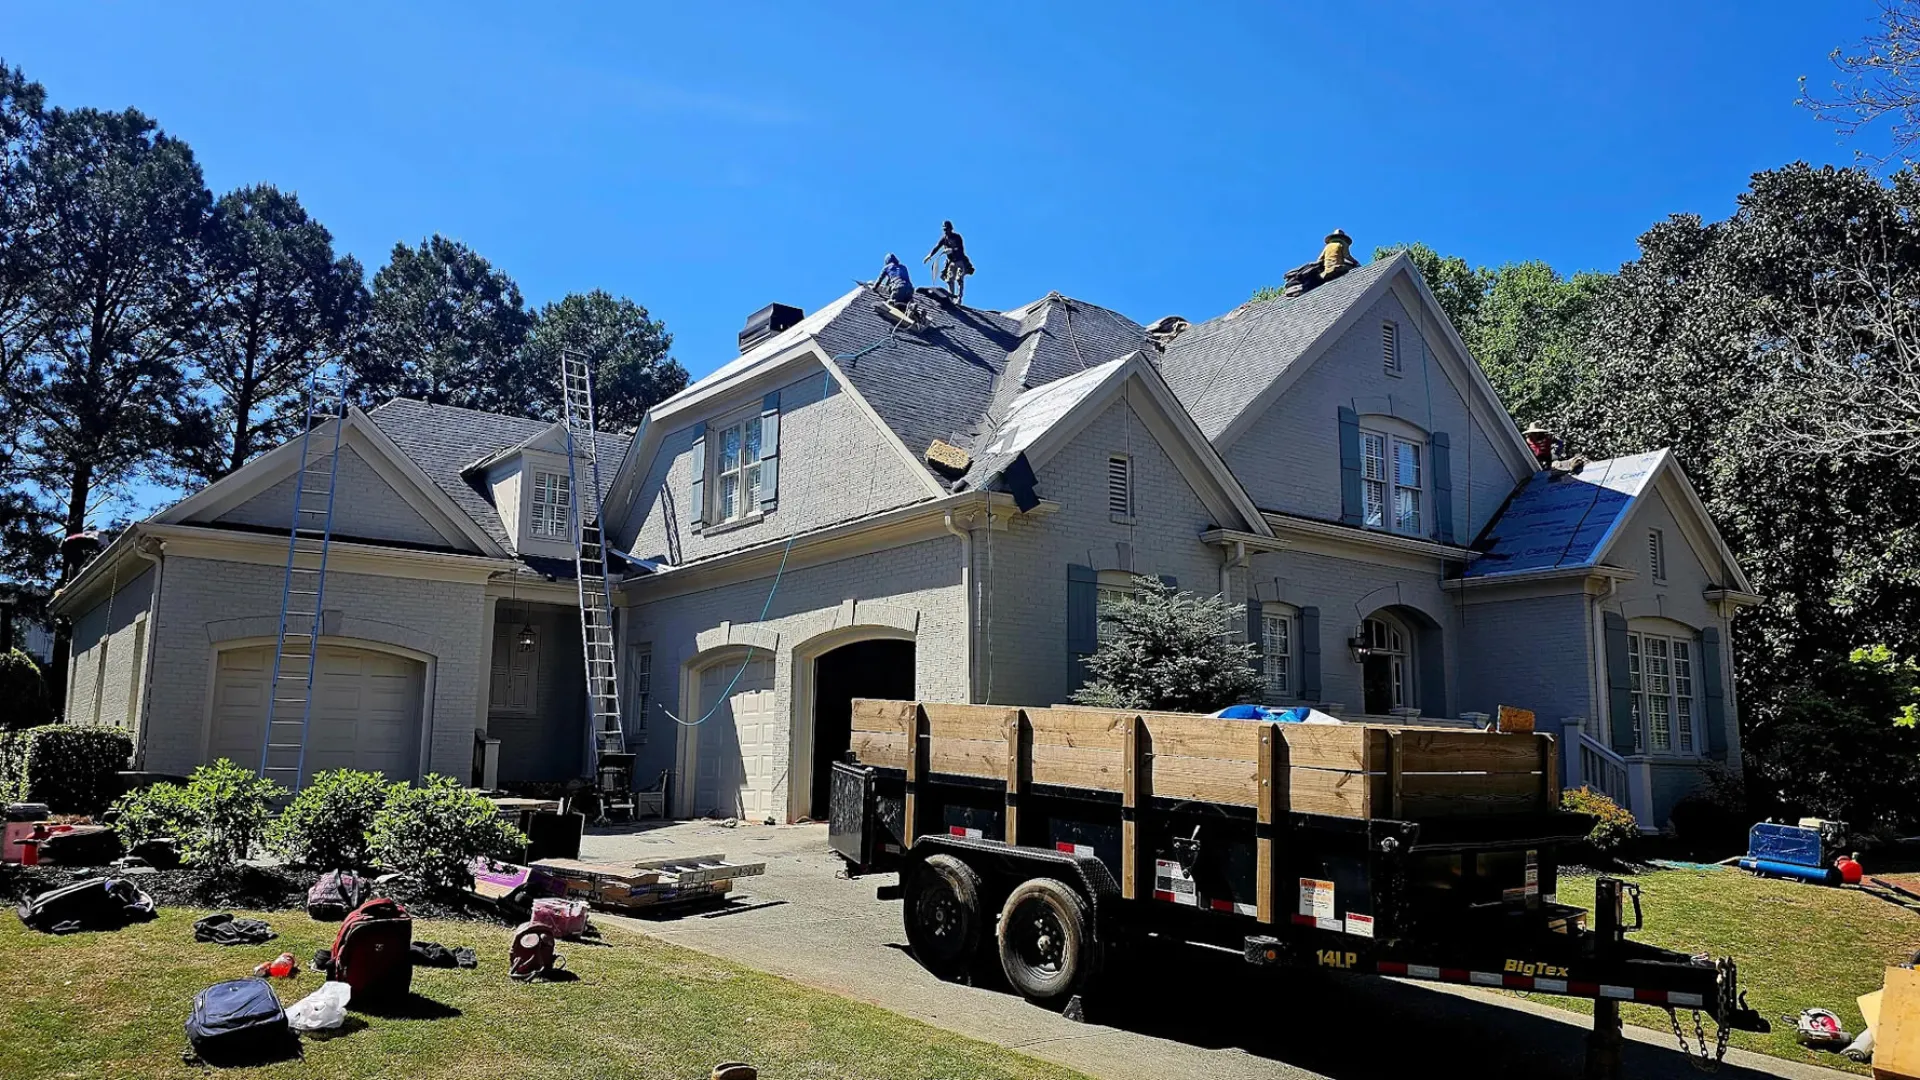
top-left (1714, 958), bottom-right (1769, 1034)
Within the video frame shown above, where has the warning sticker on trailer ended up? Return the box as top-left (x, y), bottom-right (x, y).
top-left (1344, 913), bottom-right (1375, 938)
top-left (948, 826), bottom-right (984, 839)
top-left (1525, 848), bottom-right (1540, 896)
top-left (1054, 842), bottom-right (1094, 857)
top-left (1154, 859), bottom-right (1198, 907)
top-left (1299, 877), bottom-right (1335, 920)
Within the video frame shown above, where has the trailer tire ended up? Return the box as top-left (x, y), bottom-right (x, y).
top-left (997, 877), bottom-right (1094, 1006)
top-left (904, 854), bottom-right (984, 979)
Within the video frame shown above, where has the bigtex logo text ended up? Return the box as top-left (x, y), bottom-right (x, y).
top-left (1504, 959), bottom-right (1570, 978)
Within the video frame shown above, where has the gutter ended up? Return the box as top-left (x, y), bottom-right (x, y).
top-left (943, 511), bottom-right (976, 702)
top-left (130, 536), bottom-right (165, 769)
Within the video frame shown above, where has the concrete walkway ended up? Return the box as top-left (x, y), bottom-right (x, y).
top-left (584, 822), bottom-right (1850, 1080)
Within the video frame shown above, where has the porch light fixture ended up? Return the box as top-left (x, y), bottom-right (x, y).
top-left (517, 621), bottom-right (537, 653)
top-left (1347, 626), bottom-right (1373, 665)
top-left (508, 571), bottom-right (536, 652)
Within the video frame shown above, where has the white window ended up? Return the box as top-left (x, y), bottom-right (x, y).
top-left (530, 470), bottom-right (571, 540)
top-left (1361, 429), bottom-right (1423, 536)
top-left (1648, 528), bottom-right (1667, 583)
top-left (1362, 615), bottom-right (1410, 714)
top-left (1382, 321), bottom-right (1401, 375)
top-left (1629, 630), bottom-right (1697, 755)
top-left (1262, 607), bottom-right (1293, 700)
top-left (711, 413), bottom-right (764, 524)
top-left (1096, 570), bottom-right (1136, 645)
top-left (1108, 454), bottom-right (1131, 517)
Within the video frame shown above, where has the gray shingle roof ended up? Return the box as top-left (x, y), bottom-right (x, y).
top-left (1155, 255), bottom-right (1404, 441)
top-left (802, 288), bottom-right (1151, 492)
top-left (367, 398), bottom-right (626, 553)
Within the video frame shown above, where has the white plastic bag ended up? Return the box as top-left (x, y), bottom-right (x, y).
top-left (286, 981), bottom-right (351, 1032)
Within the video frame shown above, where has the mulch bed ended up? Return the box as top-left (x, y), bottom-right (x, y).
top-left (0, 862), bottom-right (515, 923)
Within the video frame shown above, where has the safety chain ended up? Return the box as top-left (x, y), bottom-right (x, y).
top-left (1670, 959), bottom-right (1738, 1071)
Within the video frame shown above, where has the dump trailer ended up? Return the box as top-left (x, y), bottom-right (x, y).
top-left (829, 700), bottom-right (1768, 1076)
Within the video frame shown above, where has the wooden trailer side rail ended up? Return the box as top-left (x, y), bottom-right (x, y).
top-left (849, 699), bottom-right (1556, 926)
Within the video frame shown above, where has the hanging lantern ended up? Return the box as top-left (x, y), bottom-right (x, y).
top-left (517, 622), bottom-right (537, 652)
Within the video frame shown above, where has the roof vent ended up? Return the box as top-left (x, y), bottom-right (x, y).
top-left (739, 303), bottom-right (803, 353)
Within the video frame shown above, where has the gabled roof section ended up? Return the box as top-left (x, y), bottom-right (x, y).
top-left (154, 405), bottom-right (506, 556)
top-left (966, 351), bottom-right (1270, 536)
top-left (1156, 256), bottom-right (1403, 441)
top-left (367, 399), bottom-right (624, 551)
top-left (1463, 450), bottom-right (1752, 591)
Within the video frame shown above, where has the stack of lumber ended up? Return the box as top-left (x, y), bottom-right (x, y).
top-left (529, 853), bottom-right (766, 912)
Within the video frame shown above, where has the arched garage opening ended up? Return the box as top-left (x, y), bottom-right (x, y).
top-left (206, 639), bottom-right (430, 789)
top-left (799, 635), bottom-right (915, 821)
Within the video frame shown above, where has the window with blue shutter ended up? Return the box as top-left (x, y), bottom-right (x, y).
top-left (1338, 408), bottom-right (1363, 525)
top-left (759, 391), bottom-right (781, 511)
top-left (688, 421), bottom-right (708, 533)
top-left (1701, 627), bottom-right (1728, 759)
top-left (1067, 564), bottom-right (1098, 689)
top-left (1604, 612), bottom-right (1636, 753)
top-left (1299, 606), bottom-right (1322, 701)
top-left (1430, 431), bottom-right (1454, 544)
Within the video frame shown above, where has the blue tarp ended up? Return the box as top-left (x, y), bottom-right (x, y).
top-left (1463, 450), bottom-right (1665, 578)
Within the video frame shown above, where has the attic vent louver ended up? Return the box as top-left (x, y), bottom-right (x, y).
top-left (739, 303), bottom-right (803, 354)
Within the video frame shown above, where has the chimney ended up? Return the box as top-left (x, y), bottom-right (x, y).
top-left (739, 303), bottom-right (803, 353)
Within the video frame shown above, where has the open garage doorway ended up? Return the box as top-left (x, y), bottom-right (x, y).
top-left (808, 639), bottom-right (915, 819)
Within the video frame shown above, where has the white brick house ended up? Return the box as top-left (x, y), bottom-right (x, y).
top-left (52, 252), bottom-right (1756, 830)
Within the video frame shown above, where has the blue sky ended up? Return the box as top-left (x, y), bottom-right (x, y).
top-left (1, 1), bottom-right (1896, 516)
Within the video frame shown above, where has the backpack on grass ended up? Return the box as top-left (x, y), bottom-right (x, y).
top-left (317, 897), bottom-right (413, 1001)
top-left (306, 870), bottom-right (371, 921)
top-left (16, 877), bottom-right (156, 934)
top-left (184, 977), bottom-right (293, 1065)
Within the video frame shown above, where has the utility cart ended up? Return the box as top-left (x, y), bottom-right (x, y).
top-left (829, 700), bottom-right (1768, 1077)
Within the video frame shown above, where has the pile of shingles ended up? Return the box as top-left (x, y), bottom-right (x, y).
top-left (500, 853), bottom-right (766, 913)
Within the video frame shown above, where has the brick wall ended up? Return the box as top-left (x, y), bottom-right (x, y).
top-left (1224, 289), bottom-right (1524, 542)
top-left (65, 563), bottom-right (155, 731)
top-left (1455, 590), bottom-right (1594, 723)
top-left (621, 365), bottom-right (934, 566)
top-left (619, 534), bottom-right (968, 810)
top-left (140, 555), bottom-right (487, 779)
top-left (216, 445), bottom-right (447, 548)
top-left (979, 397), bottom-right (1228, 709)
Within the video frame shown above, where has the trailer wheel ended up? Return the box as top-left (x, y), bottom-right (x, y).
top-left (997, 877), bottom-right (1093, 1005)
top-left (904, 854), bottom-right (984, 979)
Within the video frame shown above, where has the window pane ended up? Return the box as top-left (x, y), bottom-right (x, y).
top-left (1394, 439), bottom-right (1420, 488)
top-left (1627, 635), bottom-right (1642, 693)
top-left (1673, 641), bottom-right (1692, 696)
top-left (744, 462), bottom-right (761, 509)
top-left (743, 417), bottom-right (762, 462)
top-left (1390, 657), bottom-right (1405, 707)
top-left (1395, 487), bottom-right (1420, 533)
top-left (1263, 615), bottom-right (1290, 697)
top-left (1363, 433), bottom-right (1386, 481)
top-left (1677, 697), bottom-right (1693, 752)
top-left (720, 425), bottom-right (742, 472)
top-left (720, 474), bottom-right (739, 521)
top-left (1650, 694), bottom-right (1671, 750)
top-left (1364, 480), bottom-right (1386, 527)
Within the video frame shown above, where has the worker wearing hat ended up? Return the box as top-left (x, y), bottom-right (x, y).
top-left (1522, 422), bottom-right (1588, 476)
top-left (1320, 229), bottom-right (1358, 280)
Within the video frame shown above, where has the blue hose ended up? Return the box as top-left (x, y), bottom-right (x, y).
top-left (1738, 857), bottom-right (1838, 884)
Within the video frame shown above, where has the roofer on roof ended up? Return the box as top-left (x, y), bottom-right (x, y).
top-left (1523, 422), bottom-right (1588, 477)
top-left (1283, 229), bottom-right (1360, 296)
top-left (924, 221), bottom-right (974, 302)
top-left (876, 253), bottom-right (913, 306)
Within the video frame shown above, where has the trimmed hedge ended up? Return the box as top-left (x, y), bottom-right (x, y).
top-left (0, 724), bottom-right (134, 814)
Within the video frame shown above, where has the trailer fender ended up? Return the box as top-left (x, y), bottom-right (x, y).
top-left (907, 835), bottom-right (1123, 946)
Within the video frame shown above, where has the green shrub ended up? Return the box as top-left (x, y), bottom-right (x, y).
top-left (109, 759), bottom-right (283, 866)
top-left (0, 649), bottom-right (51, 731)
top-left (0, 724), bottom-right (133, 813)
top-left (268, 769), bottom-right (392, 869)
top-left (110, 781), bottom-right (195, 851)
top-left (370, 774), bottom-right (526, 893)
top-left (1562, 786), bottom-right (1638, 854)
top-left (1071, 577), bottom-right (1265, 713)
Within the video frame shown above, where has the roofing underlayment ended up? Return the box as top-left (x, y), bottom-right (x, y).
top-left (1462, 450), bottom-right (1667, 578)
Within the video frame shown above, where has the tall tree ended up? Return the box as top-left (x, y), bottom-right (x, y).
top-left (13, 107), bottom-right (215, 701)
top-left (188, 185), bottom-right (367, 480)
top-left (1801, 0), bottom-right (1920, 165)
top-left (0, 61), bottom-right (52, 587)
top-left (357, 235), bottom-right (534, 414)
top-left (520, 290), bottom-right (687, 431)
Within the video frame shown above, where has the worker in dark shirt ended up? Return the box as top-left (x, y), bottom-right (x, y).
top-left (876, 253), bottom-right (913, 306)
top-left (924, 220), bottom-right (974, 300)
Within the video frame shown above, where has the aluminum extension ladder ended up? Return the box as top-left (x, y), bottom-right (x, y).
top-left (258, 369), bottom-right (347, 793)
top-left (560, 351), bottom-right (624, 771)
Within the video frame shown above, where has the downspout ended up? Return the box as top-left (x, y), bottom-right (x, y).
top-left (130, 533), bottom-right (166, 770)
top-left (943, 509), bottom-right (976, 703)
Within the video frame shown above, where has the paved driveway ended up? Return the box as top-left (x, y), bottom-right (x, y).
top-left (584, 821), bottom-right (1844, 1080)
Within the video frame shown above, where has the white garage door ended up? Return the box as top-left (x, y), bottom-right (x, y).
top-left (209, 644), bottom-right (426, 788)
top-left (693, 658), bottom-right (780, 821)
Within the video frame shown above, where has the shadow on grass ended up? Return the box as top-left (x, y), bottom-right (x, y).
top-left (299, 1016), bottom-right (369, 1042)
top-left (351, 992), bottom-right (462, 1020)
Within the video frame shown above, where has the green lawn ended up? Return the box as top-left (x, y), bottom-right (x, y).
top-left (1513, 868), bottom-right (1920, 1075)
top-left (0, 907), bottom-right (1090, 1080)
